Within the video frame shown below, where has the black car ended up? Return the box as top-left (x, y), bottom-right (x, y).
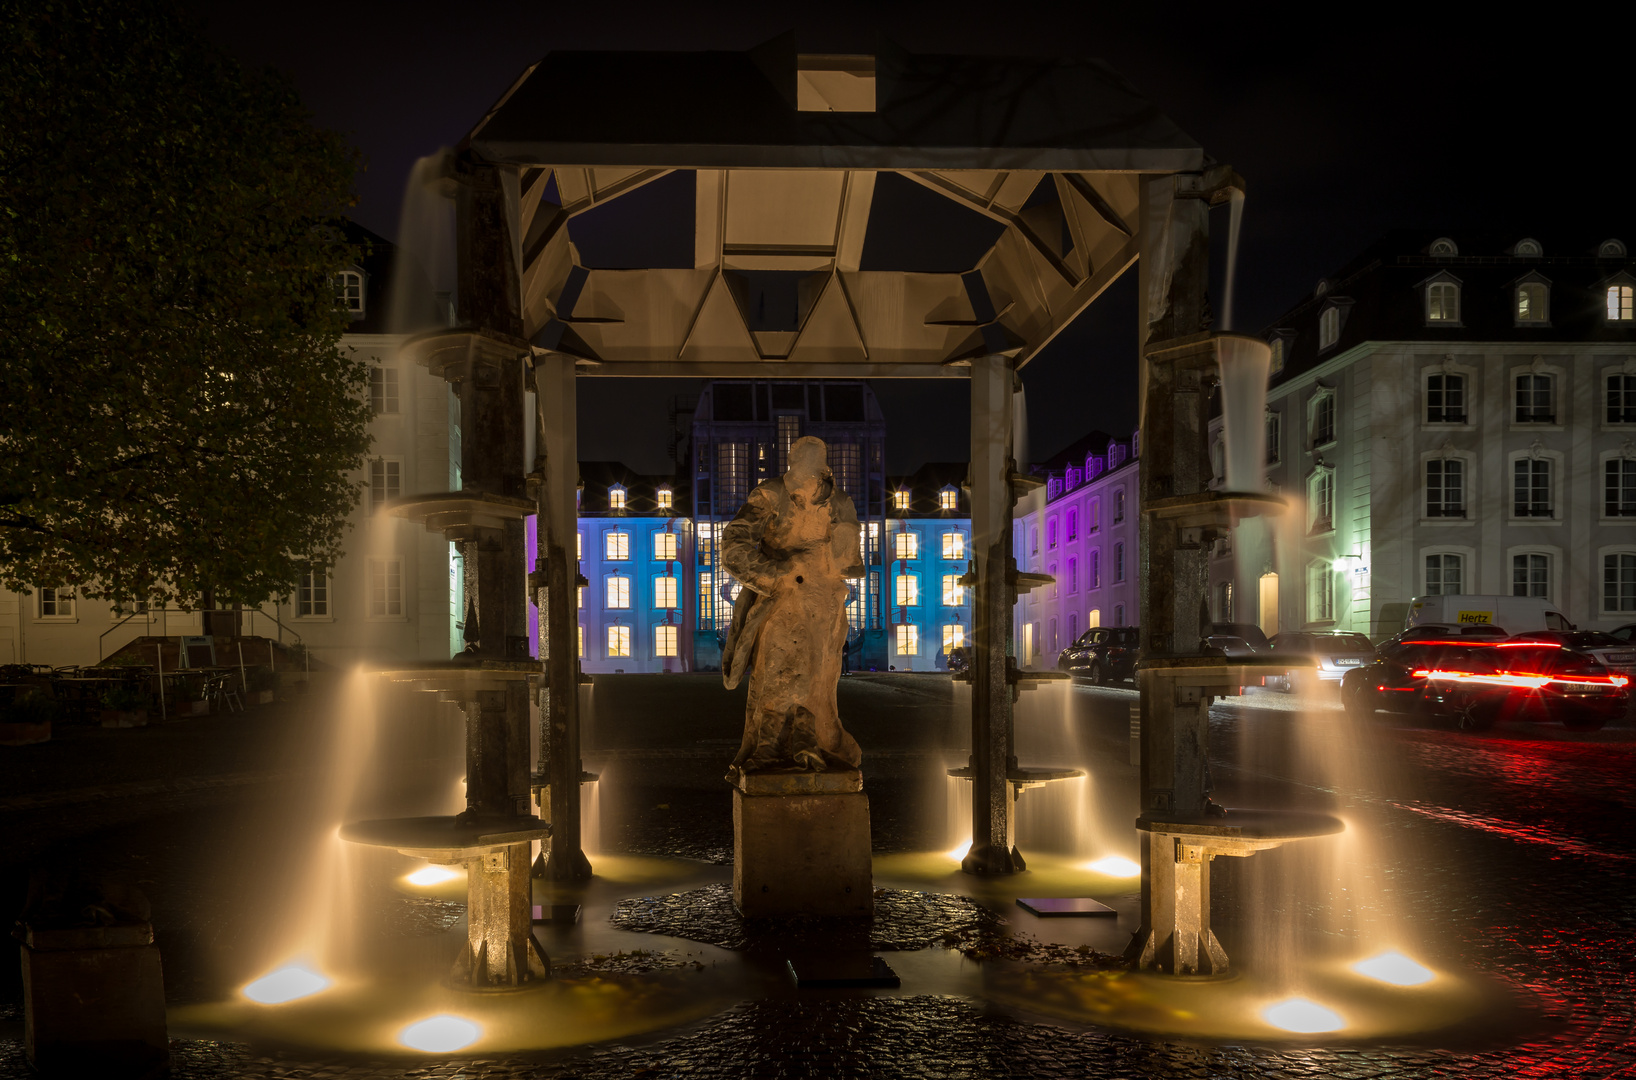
top-left (1342, 640), bottom-right (1630, 731)
top-left (1057, 626), bottom-right (1140, 685)
top-left (1378, 623), bottom-right (1511, 649)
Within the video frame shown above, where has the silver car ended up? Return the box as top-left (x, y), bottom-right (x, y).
top-left (1269, 631), bottom-right (1378, 691)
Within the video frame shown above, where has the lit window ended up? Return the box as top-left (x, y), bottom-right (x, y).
top-left (1265, 411), bottom-right (1282, 464)
top-left (37, 587), bottom-right (75, 618)
top-left (1608, 285), bottom-right (1635, 322)
top-left (654, 575), bottom-right (678, 609)
top-left (1311, 393), bottom-right (1336, 446)
top-left (1307, 561), bottom-right (1334, 623)
top-left (608, 485), bottom-right (627, 511)
top-left (1512, 553), bottom-right (1549, 598)
top-left (941, 574), bottom-right (964, 606)
top-left (1426, 458), bottom-right (1464, 518)
top-left (335, 270), bottom-right (363, 312)
top-left (369, 458), bottom-right (401, 511)
top-left (1270, 338), bottom-right (1285, 374)
top-left (1309, 469), bottom-right (1335, 532)
top-left (656, 487), bottom-right (673, 511)
top-left (606, 575), bottom-right (630, 609)
top-left (578, 625), bottom-right (584, 657)
top-left (1426, 372), bottom-right (1466, 424)
top-left (845, 576), bottom-right (865, 630)
top-left (1425, 553), bottom-right (1463, 595)
top-left (654, 532), bottom-right (678, 561)
top-left (607, 625), bottom-right (631, 658)
top-left (1318, 306), bottom-right (1340, 348)
top-left (938, 489), bottom-right (957, 510)
top-left (577, 532), bottom-right (582, 560)
top-left (717, 442), bottom-right (749, 513)
top-left (1516, 282), bottom-right (1549, 323)
top-left (578, 585), bottom-right (583, 608)
top-left (370, 367), bottom-right (399, 414)
top-left (1114, 543), bottom-right (1125, 582)
top-left (831, 443), bottom-right (861, 502)
top-left (867, 570), bottom-right (881, 629)
top-left (298, 570), bottom-right (329, 617)
top-left (655, 624), bottom-right (678, 657)
top-left (895, 624), bottom-right (919, 655)
top-left (605, 531), bottom-right (630, 560)
top-left (698, 572), bottom-right (714, 630)
top-left (893, 490), bottom-right (910, 510)
top-left (895, 573), bottom-right (919, 607)
top-left (942, 531), bottom-right (965, 559)
top-left (1604, 553), bottom-right (1636, 613)
top-left (1606, 459), bottom-right (1636, 517)
top-left (1608, 374), bottom-right (1636, 424)
top-left (894, 531), bottom-right (919, 560)
top-left (1514, 458), bottom-right (1552, 517)
top-left (1426, 282), bottom-right (1459, 323)
top-left (942, 624), bottom-right (964, 651)
top-left (368, 558), bottom-right (403, 617)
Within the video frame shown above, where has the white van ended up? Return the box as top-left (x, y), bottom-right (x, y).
top-left (1405, 595), bottom-right (1572, 634)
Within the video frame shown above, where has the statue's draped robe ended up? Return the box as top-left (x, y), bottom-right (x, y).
top-left (721, 475), bottom-right (865, 772)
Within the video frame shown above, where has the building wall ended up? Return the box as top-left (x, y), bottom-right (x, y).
top-left (882, 517), bottom-right (973, 671)
top-left (574, 515), bottom-right (692, 674)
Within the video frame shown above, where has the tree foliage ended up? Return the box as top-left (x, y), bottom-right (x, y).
top-left (0, 0), bottom-right (371, 608)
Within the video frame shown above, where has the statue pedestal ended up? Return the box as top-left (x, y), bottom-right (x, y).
top-left (731, 770), bottom-right (872, 918)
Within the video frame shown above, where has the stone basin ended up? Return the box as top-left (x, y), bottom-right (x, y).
top-left (340, 814), bottom-right (551, 861)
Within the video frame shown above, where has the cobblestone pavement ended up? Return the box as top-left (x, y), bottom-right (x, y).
top-left (3, 676), bottom-right (1636, 1077)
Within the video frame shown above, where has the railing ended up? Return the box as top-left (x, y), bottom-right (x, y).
top-left (97, 606), bottom-right (302, 661)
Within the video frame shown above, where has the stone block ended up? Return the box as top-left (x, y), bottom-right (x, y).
top-left (20, 924), bottom-right (168, 1077)
top-left (733, 787), bottom-right (871, 918)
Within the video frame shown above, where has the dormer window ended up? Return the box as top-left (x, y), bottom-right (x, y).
top-left (1513, 238), bottom-right (1543, 257)
top-left (608, 484), bottom-right (627, 511)
top-left (1426, 279), bottom-right (1460, 324)
top-left (938, 487), bottom-right (957, 511)
top-left (893, 489), bottom-right (910, 511)
top-left (1609, 283), bottom-right (1635, 322)
top-left (335, 270), bottom-right (364, 314)
top-left (656, 487), bottom-right (672, 511)
top-left (1511, 276), bottom-right (1550, 322)
top-left (1429, 237), bottom-right (1459, 256)
top-left (1600, 239), bottom-right (1627, 258)
top-left (1318, 306), bottom-right (1340, 350)
top-left (1270, 337), bottom-right (1286, 374)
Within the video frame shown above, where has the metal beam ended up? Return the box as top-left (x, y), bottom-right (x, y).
top-left (568, 360), bottom-right (973, 379)
top-left (1012, 232), bottom-right (1140, 370)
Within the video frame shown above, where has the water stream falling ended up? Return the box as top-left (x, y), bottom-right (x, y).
top-left (387, 150), bottom-right (457, 337)
top-left (1220, 186), bottom-right (1246, 333)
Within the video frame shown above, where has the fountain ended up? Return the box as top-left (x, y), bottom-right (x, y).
top-left (1126, 168), bottom-right (1340, 977)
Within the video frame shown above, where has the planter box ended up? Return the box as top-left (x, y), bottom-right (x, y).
top-left (0, 721), bottom-right (51, 746)
top-left (100, 710), bottom-right (148, 729)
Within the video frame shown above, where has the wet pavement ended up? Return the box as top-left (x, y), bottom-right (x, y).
top-left (2, 674), bottom-right (1635, 1077)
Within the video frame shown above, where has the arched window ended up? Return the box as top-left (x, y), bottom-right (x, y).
top-left (1600, 239), bottom-right (1627, 258)
top-left (1114, 542), bottom-right (1125, 582)
top-left (1047, 517), bottom-right (1058, 548)
top-left (1089, 498), bottom-right (1101, 531)
top-left (1049, 564), bottom-right (1059, 599)
top-left (1113, 489), bottom-right (1126, 522)
top-left (1425, 456), bottom-right (1465, 518)
top-left (1067, 558), bottom-right (1078, 593)
top-left (1319, 306), bottom-right (1340, 349)
top-left (605, 575), bottom-right (630, 609)
top-left (1429, 237), bottom-right (1459, 256)
top-left (1513, 238), bottom-right (1542, 257)
top-left (1608, 371), bottom-right (1636, 424)
top-left (1310, 390), bottom-right (1337, 446)
top-left (1426, 370), bottom-right (1467, 424)
top-left (1308, 468), bottom-right (1335, 533)
top-left (1424, 552), bottom-right (1464, 595)
top-left (1066, 509), bottom-right (1078, 541)
top-left (1307, 560), bottom-right (1335, 624)
top-left (1604, 550), bottom-right (1636, 614)
top-left (1426, 281), bottom-right (1460, 323)
top-left (608, 484), bottom-right (627, 510)
top-left (1089, 549), bottom-right (1102, 589)
top-left (1515, 372), bottom-right (1555, 423)
top-left (1512, 552), bottom-right (1551, 598)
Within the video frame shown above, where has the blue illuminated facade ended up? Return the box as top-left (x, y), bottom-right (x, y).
top-left (883, 462), bottom-right (973, 672)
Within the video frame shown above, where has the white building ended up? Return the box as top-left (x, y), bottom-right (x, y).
top-left (1012, 430), bottom-right (1141, 669)
top-left (1216, 231), bottom-right (1636, 639)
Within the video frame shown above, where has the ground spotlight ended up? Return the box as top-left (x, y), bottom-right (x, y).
top-left (947, 843), bottom-right (971, 862)
top-left (1261, 996), bottom-right (1344, 1033)
top-left (1085, 855), bottom-right (1140, 877)
top-left (1351, 950), bottom-right (1434, 986)
top-left (243, 964), bottom-right (330, 1005)
top-left (399, 1014), bottom-right (481, 1052)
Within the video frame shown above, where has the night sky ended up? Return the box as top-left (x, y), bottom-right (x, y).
top-left (190, 1), bottom-right (1630, 474)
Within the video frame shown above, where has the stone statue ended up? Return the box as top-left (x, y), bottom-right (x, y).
top-left (721, 436), bottom-right (865, 776)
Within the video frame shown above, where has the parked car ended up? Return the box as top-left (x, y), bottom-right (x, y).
top-left (1611, 624), bottom-right (1636, 644)
top-left (1268, 631), bottom-right (1377, 692)
top-left (1378, 622), bottom-right (1511, 649)
top-left (1211, 623), bottom-right (1272, 651)
top-left (1405, 594), bottom-right (1571, 634)
top-left (1342, 640), bottom-right (1630, 731)
top-left (1502, 631), bottom-right (1636, 679)
top-left (1057, 626), bottom-right (1140, 685)
top-left (1204, 634), bottom-right (1261, 660)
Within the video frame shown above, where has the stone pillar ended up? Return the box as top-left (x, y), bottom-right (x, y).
top-left (451, 841), bottom-right (546, 986)
top-left (19, 920), bottom-right (167, 1076)
top-left (533, 352), bottom-right (591, 880)
top-left (963, 353), bottom-right (1021, 875)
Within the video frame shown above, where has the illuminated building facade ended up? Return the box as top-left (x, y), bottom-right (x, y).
top-left (883, 463), bottom-right (974, 672)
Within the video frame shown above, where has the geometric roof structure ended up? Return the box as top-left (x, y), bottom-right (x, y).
top-left (461, 36), bottom-right (1203, 376)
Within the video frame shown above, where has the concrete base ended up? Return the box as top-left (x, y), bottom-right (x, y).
top-left (732, 773), bottom-right (872, 918)
top-left (19, 925), bottom-right (167, 1077)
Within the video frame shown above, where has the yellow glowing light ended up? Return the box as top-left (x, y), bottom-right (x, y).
top-left (1351, 950), bottom-right (1434, 986)
top-left (1261, 997), bottom-right (1345, 1033)
top-left (406, 864), bottom-right (461, 886)
top-left (947, 843), bottom-right (971, 862)
top-left (243, 964), bottom-right (330, 1004)
top-left (399, 1014), bottom-right (481, 1053)
top-left (1085, 855), bottom-right (1141, 877)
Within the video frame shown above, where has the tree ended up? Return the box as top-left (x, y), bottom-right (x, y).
top-left (0, 0), bottom-right (371, 610)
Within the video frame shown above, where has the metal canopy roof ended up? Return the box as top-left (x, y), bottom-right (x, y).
top-left (464, 38), bottom-right (1204, 375)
